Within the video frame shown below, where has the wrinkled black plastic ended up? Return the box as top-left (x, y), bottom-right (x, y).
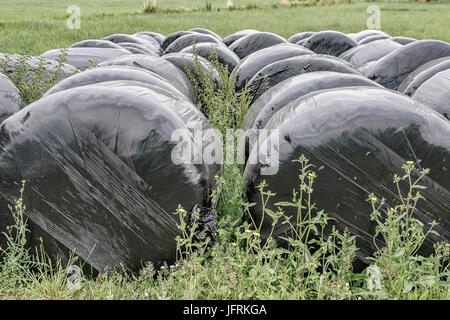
top-left (41, 48), bottom-right (131, 71)
top-left (398, 57), bottom-right (450, 96)
top-left (339, 39), bottom-right (402, 68)
top-left (244, 87), bottom-right (450, 265)
top-left (189, 28), bottom-right (222, 41)
top-left (164, 33), bottom-right (221, 54)
top-left (366, 40), bottom-right (450, 90)
top-left (229, 32), bottom-right (287, 59)
top-left (245, 55), bottom-right (361, 102)
top-left (0, 85), bottom-right (217, 272)
top-left (391, 36), bottom-right (416, 45)
top-left (99, 54), bottom-right (195, 103)
top-left (134, 32), bottom-right (165, 45)
top-left (70, 40), bottom-right (124, 49)
top-left (303, 31), bottom-right (357, 56)
top-left (353, 30), bottom-right (390, 43)
top-left (161, 31), bottom-right (193, 51)
top-left (287, 32), bottom-right (315, 44)
top-left (0, 72), bottom-right (22, 120)
top-left (222, 30), bottom-right (259, 47)
top-left (181, 43), bottom-right (240, 73)
top-left (102, 34), bottom-right (160, 52)
top-left (242, 72), bottom-right (382, 156)
top-left (232, 43), bottom-right (314, 91)
top-left (412, 69), bottom-right (450, 118)
top-left (44, 66), bottom-right (186, 99)
top-left (358, 34), bottom-right (390, 45)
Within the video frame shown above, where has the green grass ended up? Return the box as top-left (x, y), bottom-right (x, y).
top-left (0, 1), bottom-right (449, 55)
top-left (0, 0), bottom-right (449, 300)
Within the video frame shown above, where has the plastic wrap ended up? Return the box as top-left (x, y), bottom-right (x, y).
top-left (353, 30), bottom-right (390, 43)
top-left (391, 36), bottom-right (416, 45)
top-left (245, 55), bottom-right (361, 102)
top-left (180, 43), bottom-right (240, 73)
top-left (163, 53), bottom-right (222, 90)
top-left (358, 34), bottom-right (390, 45)
top-left (41, 47), bottom-right (131, 71)
top-left (339, 39), bottom-right (402, 68)
top-left (232, 43), bottom-right (314, 91)
top-left (134, 32), bottom-right (165, 45)
top-left (189, 28), bottom-right (222, 41)
top-left (0, 72), bottom-right (23, 120)
top-left (102, 34), bottom-right (160, 52)
top-left (99, 54), bottom-right (195, 103)
top-left (161, 31), bottom-right (193, 51)
top-left (244, 86), bottom-right (450, 265)
top-left (222, 29), bottom-right (259, 47)
top-left (412, 69), bottom-right (450, 118)
top-left (70, 40), bottom-right (124, 49)
top-left (229, 32), bottom-right (287, 59)
top-left (116, 42), bottom-right (157, 56)
top-left (44, 66), bottom-right (187, 100)
top-left (242, 72), bottom-right (382, 157)
top-left (287, 32), bottom-right (315, 44)
top-left (302, 31), bottom-right (357, 56)
top-left (365, 40), bottom-right (450, 90)
top-left (398, 57), bottom-right (450, 96)
top-left (164, 33), bottom-right (221, 54)
top-left (0, 85), bottom-right (217, 272)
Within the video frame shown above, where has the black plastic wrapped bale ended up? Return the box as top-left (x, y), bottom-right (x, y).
top-left (242, 72), bottom-right (382, 158)
top-left (398, 57), bottom-right (450, 96)
top-left (44, 66), bottom-right (187, 100)
top-left (391, 36), bottom-right (416, 45)
top-left (164, 33), bottom-right (221, 54)
top-left (161, 31), bottom-right (193, 51)
top-left (229, 32), bottom-right (288, 59)
top-left (232, 43), bottom-right (314, 92)
top-left (0, 53), bottom-right (77, 82)
top-left (358, 34), bottom-right (390, 45)
top-left (365, 40), bottom-right (450, 90)
top-left (411, 69), bottom-right (450, 118)
top-left (244, 86), bottom-right (450, 266)
top-left (117, 42), bottom-right (159, 56)
top-left (339, 39), bottom-right (402, 69)
top-left (245, 54), bottom-right (361, 102)
top-left (102, 34), bottom-right (160, 53)
top-left (0, 86), bottom-right (217, 272)
top-left (0, 72), bottom-right (23, 121)
top-left (41, 48), bottom-right (132, 71)
top-left (134, 32), bottom-right (165, 45)
top-left (163, 53), bottom-right (222, 91)
top-left (189, 28), bottom-right (222, 41)
top-left (302, 31), bottom-right (357, 57)
top-left (287, 32), bottom-right (315, 44)
top-left (353, 30), bottom-right (390, 43)
top-left (70, 40), bottom-right (125, 49)
top-left (181, 43), bottom-right (240, 73)
top-left (99, 55), bottom-right (195, 103)
top-left (222, 29), bottom-right (259, 47)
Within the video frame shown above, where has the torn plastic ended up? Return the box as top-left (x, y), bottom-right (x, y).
top-left (232, 43), bottom-right (314, 92)
top-left (398, 56), bottom-right (450, 96)
top-left (164, 33), bottom-right (221, 54)
top-left (44, 66), bottom-right (187, 100)
top-left (99, 54), bottom-right (195, 103)
top-left (391, 36), bottom-right (416, 45)
top-left (180, 43), bottom-right (240, 73)
top-left (161, 31), bottom-right (193, 51)
top-left (358, 34), bottom-right (390, 45)
top-left (353, 30), bottom-right (390, 43)
top-left (339, 39), bottom-right (402, 68)
top-left (117, 42), bottom-right (159, 56)
top-left (0, 85), bottom-right (218, 272)
top-left (245, 54), bottom-right (361, 102)
top-left (412, 69), bottom-right (450, 118)
top-left (41, 47), bottom-right (132, 71)
top-left (134, 32), bottom-right (165, 45)
top-left (70, 40), bottom-right (125, 49)
top-left (242, 72), bottom-right (383, 157)
top-left (244, 86), bottom-right (450, 266)
top-left (229, 32), bottom-right (287, 59)
top-left (222, 29), bottom-right (259, 47)
top-left (302, 31), bottom-right (357, 57)
top-left (365, 40), bottom-right (450, 90)
top-left (0, 72), bottom-right (23, 121)
top-left (287, 32), bottom-right (315, 44)
top-left (189, 28), bottom-right (222, 41)
top-left (102, 34), bottom-right (160, 52)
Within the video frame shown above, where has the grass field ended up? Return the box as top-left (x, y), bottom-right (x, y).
top-left (0, 1), bottom-right (449, 300)
top-left (0, 1), bottom-right (449, 55)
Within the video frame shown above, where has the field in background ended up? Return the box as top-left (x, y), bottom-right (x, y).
top-left (0, 1), bottom-right (449, 55)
